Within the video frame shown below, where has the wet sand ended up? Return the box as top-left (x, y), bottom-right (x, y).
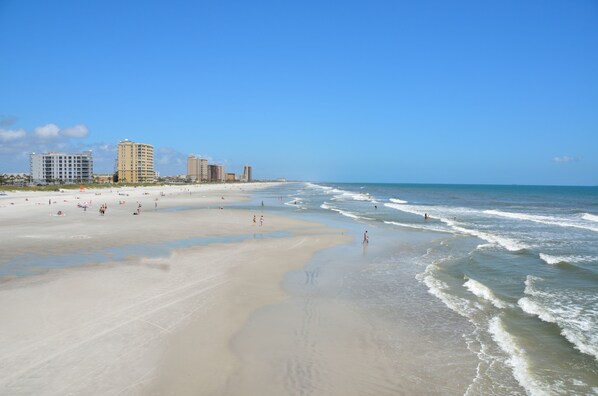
top-left (0, 183), bottom-right (477, 395)
top-left (0, 184), bottom-right (350, 394)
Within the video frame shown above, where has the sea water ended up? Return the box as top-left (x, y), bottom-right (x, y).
top-left (249, 182), bottom-right (598, 395)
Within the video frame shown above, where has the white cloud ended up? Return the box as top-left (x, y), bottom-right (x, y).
top-left (62, 124), bottom-right (88, 138)
top-left (34, 123), bottom-right (60, 138)
top-left (0, 128), bottom-right (26, 142)
top-left (553, 156), bottom-right (579, 163)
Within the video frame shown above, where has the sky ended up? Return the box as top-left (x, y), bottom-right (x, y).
top-left (0, 0), bottom-right (597, 185)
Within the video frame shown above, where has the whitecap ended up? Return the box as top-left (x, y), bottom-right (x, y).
top-left (389, 198), bottom-right (407, 204)
top-left (383, 220), bottom-right (451, 234)
top-left (538, 253), bottom-right (595, 265)
top-left (305, 182), bottom-right (332, 191)
top-left (519, 276), bottom-right (598, 362)
top-left (416, 264), bottom-right (476, 319)
top-left (488, 316), bottom-right (550, 396)
top-left (464, 278), bottom-right (512, 309)
top-left (582, 213), bottom-right (598, 223)
top-left (320, 203), bottom-right (372, 221)
top-left (449, 223), bottom-right (528, 252)
top-left (333, 190), bottom-right (374, 202)
top-left (485, 209), bottom-right (598, 233)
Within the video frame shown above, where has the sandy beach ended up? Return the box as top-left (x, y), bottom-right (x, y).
top-left (0, 183), bottom-right (351, 395)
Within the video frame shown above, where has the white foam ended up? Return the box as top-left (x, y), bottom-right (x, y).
top-left (320, 203), bottom-right (372, 221)
top-left (485, 210), bottom-right (598, 233)
top-left (475, 243), bottom-right (495, 251)
top-left (488, 317), bottom-right (550, 396)
top-left (305, 182), bottom-right (332, 191)
top-left (383, 220), bottom-right (451, 234)
top-left (384, 202), bottom-right (428, 217)
top-left (333, 190), bottom-right (374, 202)
top-left (389, 198), bottom-right (407, 204)
top-left (464, 278), bottom-right (512, 309)
top-left (416, 264), bottom-right (476, 319)
top-left (384, 203), bottom-right (534, 252)
top-left (538, 253), bottom-right (595, 265)
top-left (449, 223), bottom-right (527, 252)
top-left (519, 276), bottom-right (598, 362)
top-left (582, 213), bottom-right (598, 223)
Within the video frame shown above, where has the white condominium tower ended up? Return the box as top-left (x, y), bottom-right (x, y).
top-left (30, 151), bottom-right (93, 184)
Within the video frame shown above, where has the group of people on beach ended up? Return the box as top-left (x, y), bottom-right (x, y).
top-left (99, 203), bottom-right (108, 216)
top-left (253, 214), bottom-right (264, 226)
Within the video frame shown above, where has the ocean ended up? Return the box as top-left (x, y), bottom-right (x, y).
top-left (250, 182), bottom-right (598, 395)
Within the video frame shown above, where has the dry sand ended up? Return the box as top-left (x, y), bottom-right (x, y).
top-left (0, 183), bottom-right (351, 395)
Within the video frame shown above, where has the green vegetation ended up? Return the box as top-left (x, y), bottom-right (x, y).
top-left (0, 183), bottom-right (170, 192)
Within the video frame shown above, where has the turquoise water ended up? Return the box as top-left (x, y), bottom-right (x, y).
top-left (254, 182), bottom-right (598, 395)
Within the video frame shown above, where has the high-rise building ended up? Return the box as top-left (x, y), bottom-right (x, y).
top-left (116, 140), bottom-right (154, 183)
top-left (242, 165), bottom-right (252, 182)
top-left (30, 151), bottom-right (93, 184)
top-left (208, 164), bottom-right (225, 182)
top-left (187, 155), bottom-right (208, 182)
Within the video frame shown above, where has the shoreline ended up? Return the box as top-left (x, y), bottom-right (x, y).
top-left (0, 183), bottom-right (352, 394)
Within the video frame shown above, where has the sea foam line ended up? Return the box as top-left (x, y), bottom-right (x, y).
top-left (448, 222), bottom-right (527, 252)
top-left (519, 276), bottom-right (598, 362)
top-left (538, 253), bottom-right (595, 265)
top-left (416, 264), bottom-right (477, 319)
top-left (383, 220), bottom-right (451, 234)
top-left (485, 210), bottom-right (598, 233)
top-left (582, 213), bottom-right (598, 223)
top-left (384, 203), bottom-right (528, 251)
top-left (488, 316), bottom-right (550, 396)
top-left (464, 278), bottom-right (513, 309)
top-left (320, 203), bottom-right (372, 221)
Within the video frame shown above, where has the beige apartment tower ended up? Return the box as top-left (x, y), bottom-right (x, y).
top-left (187, 155), bottom-right (208, 182)
top-left (242, 165), bottom-right (252, 182)
top-left (117, 140), bottom-right (155, 183)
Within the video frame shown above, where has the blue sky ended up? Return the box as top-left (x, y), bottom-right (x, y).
top-left (1, 0), bottom-right (596, 185)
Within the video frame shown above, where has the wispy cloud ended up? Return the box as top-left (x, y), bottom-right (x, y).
top-left (62, 124), bottom-right (89, 138)
top-left (0, 122), bottom-right (103, 173)
top-left (552, 156), bottom-right (579, 163)
top-left (0, 128), bottom-right (26, 142)
top-left (0, 121), bottom-right (221, 175)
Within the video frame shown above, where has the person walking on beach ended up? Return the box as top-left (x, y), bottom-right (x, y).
top-left (363, 230), bottom-right (369, 244)
top-left (253, 215), bottom-right (256, 224)
top-left (260, 215), bottom-right (264, 226)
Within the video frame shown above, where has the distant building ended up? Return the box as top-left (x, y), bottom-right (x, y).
top-left (225, 173), bottom-right (236, 182)
top-left (208, 164), bottom-right (225, 182)
top-left (242, 165), bottom-right (252, 182)
top-left (30, 151), bottom-right (93, 184)
top-left (116, 140), bottom-right (154, 183)
top-left (187, 156), bottom-right (208, 182)
top-left (93, 174), bottom-right (113, 184)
